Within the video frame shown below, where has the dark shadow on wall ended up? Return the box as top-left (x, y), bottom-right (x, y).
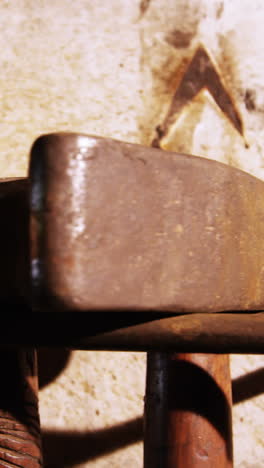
top-left (38, 348), bottom-right (71, 389)
top-left (38, 348), bottom-right (143, 467)
top-left (42, 417), bottom-right (143, 467)
top-left (232, 366), bottom-right (264, 404)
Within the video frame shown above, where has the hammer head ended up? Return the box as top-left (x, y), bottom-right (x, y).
top-left (29, 133), bottom-right (264, 312)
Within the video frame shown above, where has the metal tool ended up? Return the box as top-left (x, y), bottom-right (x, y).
top-left (1, 132), bottom-right (263, 467)
top-left (28, 133), bottom-right (264, 314)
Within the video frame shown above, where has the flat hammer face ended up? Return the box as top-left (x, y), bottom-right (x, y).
top-left (30, 133), bottom-right (264, 313)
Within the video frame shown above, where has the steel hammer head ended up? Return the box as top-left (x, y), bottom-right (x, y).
top-left (29, 133), bottom-right (264, 313)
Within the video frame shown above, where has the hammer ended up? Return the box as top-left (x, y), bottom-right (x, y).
top-left (1, 132), bottom-right (264, 467)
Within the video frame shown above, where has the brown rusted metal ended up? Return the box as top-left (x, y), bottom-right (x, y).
top-left (152, 46), bottom-right (243, 148)
top-left (29, 133), bottom-right (264, 313)
top-left (0, 312), bottom-right (262, 353)
top-left (143, 354), bottom-right (233, 468)
top-left (60, 312), bottom-right (263, 353)
top-left (0, 141), bottom-right (261, 351)
top-left (166, 354), bottom-right (233, 468)
top-left (0, 132), bottom-right (262, 468)
top-left (0, 349), bottom-right (42, 468)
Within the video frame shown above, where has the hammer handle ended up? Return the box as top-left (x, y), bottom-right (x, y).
top-left (144, 353), bottom-right (233, 468)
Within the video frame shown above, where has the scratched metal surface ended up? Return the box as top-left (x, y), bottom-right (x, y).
top-left (0, 1), bottom-right (263, 467)
top-left (29, 133), bottom-right (264, 315)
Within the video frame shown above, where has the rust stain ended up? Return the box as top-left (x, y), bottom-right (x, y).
top-left (152, 46), bottom-right (244, 147)
top-left (139, 0), bottom-right (152, 18)
top-left (166, 29), bottom-right (195, 49)
top-left (244, 89), bottom-right (256, 111)
top-left (216, 2), bottom-right (224, 19)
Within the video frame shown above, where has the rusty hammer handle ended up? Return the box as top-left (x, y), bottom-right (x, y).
top-left (144, 132), bottom-right (233, 468)
top-left (0, 133), bottom-right (262, 468)
top-left (144, 353), bottom-right (233, 468)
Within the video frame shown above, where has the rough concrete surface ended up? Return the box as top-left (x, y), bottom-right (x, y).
top-left (0, 1), bottom-right (263, 467)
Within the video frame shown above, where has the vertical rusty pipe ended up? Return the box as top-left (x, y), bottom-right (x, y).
top-left (0, 349), bottom-right (42, 468)
top-left (167, 354), bottom-right (233, 467)
top-left (144, 353), bottom-right (233, 468)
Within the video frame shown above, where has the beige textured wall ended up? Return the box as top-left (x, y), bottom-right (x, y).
top-left (0, 1), bottom-right (263, 467)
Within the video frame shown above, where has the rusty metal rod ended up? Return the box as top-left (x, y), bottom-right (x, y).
top-left (58, 312), bottom-right (262, 353)
top-left (144, 354), bottom-right (233, 468)
top-left (0, 312), bottom-right (262, 352)
top-left (166, 354), bottom-right (233, 467)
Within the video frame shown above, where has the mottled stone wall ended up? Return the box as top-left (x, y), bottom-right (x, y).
top-left (0, 1), bottom-right (263, 467)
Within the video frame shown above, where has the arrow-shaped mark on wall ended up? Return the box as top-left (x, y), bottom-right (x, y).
top-left (153, 46), bottom-right (243, 147)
